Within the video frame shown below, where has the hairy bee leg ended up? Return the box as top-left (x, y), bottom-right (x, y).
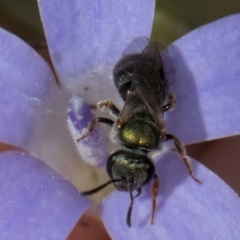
top-left (77, 117), bottom-right (114, 142)
top-left (162, 94), bottom-right (175, 111)
top-left (166, 134), bottom-right (201, 184)
top-left (151, 174), bottom-right (159, 225)
top-left (97, 100), bottom-right (120, 118)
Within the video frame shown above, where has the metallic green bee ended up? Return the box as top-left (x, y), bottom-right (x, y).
top-left (79, 38), bottom-right (201, 227)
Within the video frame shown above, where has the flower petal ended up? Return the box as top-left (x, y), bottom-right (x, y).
top-left (38, 0), bottom-right (155, 104)
top-left (0, 28), bottom-right (57, 150)
top-left (99, 152), bottom-right (240, 239)
top-left (163, 14), bottom-right (240, 144)
top-left (0, 28), bottom-right (108, 190)
top-left (0, 150), bottom-right (90, 239)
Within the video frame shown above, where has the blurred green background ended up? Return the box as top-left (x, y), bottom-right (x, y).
top-left (151, 0), bottom-right (240, 44)
top-left (0, 0), bottom-right (239, 45)
top-left (0, 0), bottom-right (43, 42)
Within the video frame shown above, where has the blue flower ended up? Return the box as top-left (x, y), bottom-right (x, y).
top-left (0, 0), bottom-right (240, 239)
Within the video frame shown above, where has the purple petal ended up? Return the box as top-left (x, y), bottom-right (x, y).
top-left (67, 95), bottom-right (109, 166)
top-left (0, 150), bottom-right (90, 239)
top-left (0, 28), bottom-right (108, 190)
top-left (99, 152), bottom-right (240, 239)
top-left (163, 14), bottom-right (240, 144)
top-left (38, 0), bottom-right (155, 103)
top-left (0, 28), bottom-right (56, 150)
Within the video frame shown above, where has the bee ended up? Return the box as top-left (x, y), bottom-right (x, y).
top-left (79, 38), bottom-right (201, 227)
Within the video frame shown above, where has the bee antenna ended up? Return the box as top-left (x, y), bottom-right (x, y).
top-left (81, 179), bottom-right (122, 195)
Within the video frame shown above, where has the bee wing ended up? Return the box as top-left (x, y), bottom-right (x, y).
top-left (118, 41), bottom-right (166, 126)
top-left (118, 76), bottom-right (164, 128)
top-left (144, 41), bottom-right (176, 89)
top-left (118, 87), bottom-right (144, 121)
top-left (122, 37), bottom-right (150, 56)
top-left (142, 41), bottom-right (165, 73)
top-left (133, 77), bottom-right (164, 124)
top-left (142, 41), bottom-right (176, 101)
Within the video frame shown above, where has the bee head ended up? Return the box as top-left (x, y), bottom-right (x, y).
top-left (106, 150), bottom-right (155, 192)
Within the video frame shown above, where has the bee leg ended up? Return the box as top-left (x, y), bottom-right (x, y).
top-left (126, 181), bottom-right (134, 227)
top-left (166, 134), bottom-right (201, 184)
top-left (77, 117), bottom-right (114, 142)
top-left (151, 174), bottom-right (159, 225)
top-left (134, 188), bottom-right (142, 198)
top-left (97, 100), bottom-right (120, 118)
top-left (162, 94), bottom-right (175, 111)
top-left (125, 188), bottom-right (142, 227)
